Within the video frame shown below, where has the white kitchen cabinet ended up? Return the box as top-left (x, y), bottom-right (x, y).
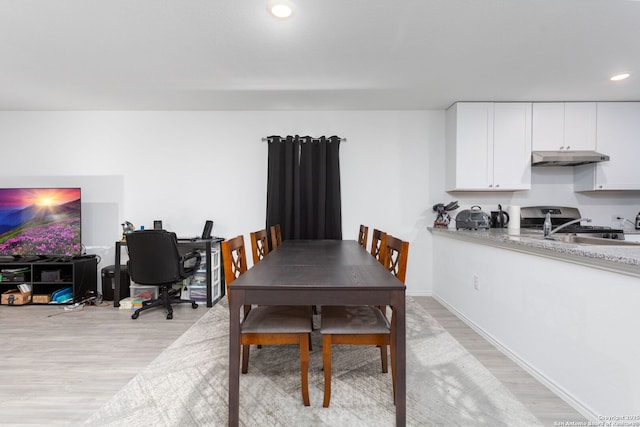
top-left (532, 102), bottom-right (596, 151)
top-left (574, 102), bottom-right (640, 191)
top-left (446, 102), bottom-right (531, 191)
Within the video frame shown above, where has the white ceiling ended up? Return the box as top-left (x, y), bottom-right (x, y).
top-left (1, 0), bottom-right (639, 111)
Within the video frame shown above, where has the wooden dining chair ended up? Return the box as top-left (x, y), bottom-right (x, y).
top-left (320, 235), bottom-right (409, 407)
top-left (222, 235), bottom-right (312, 406)
top-left (270, 224), bottom-right (282, 250)
top-left (358, 224), bottom-right (369, 250)
top-left (370, 228), bottom-right (387, 264)
top-left (249, 229), bottom-right (270, 265)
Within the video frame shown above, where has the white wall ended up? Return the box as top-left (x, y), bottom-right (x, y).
top-left (0, 110), bottom-right (436, 295)
top-left (1, 110), bottom-right (638, 296)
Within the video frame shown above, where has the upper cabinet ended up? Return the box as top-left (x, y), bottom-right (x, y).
top-left (532, 102), bottom-right (597, 151)
top-left (574, 102), bottom-right (640, 191)
top-left (446, 102), bottom-right (532, 191)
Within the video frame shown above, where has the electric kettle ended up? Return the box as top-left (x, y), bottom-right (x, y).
top-left (490, 204), bottom-right (510, 228)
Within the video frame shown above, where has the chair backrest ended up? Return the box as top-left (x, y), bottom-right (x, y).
top-left (358, 224), bottom-right (369, 250)
top-left (250, 229), bottom-right (270, 265)
top-left (382, 235), bottom-right (410, 284)
top-left (125, 230), bottom-right (190, 286)
top-left (270, 224), bottom-right (283, 250)
top-left (221, 235), bottom-right (249, 302)
top-left (370, 228), bottom-right (387, 264)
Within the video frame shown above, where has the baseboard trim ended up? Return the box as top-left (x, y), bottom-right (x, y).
top-left (432, 294), bottom-right (598, 422)
top-left (406, 290), bottom-right (432, 297)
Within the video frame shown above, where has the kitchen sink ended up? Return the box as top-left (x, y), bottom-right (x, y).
top-left (527, 234), bottom-right (640, 246)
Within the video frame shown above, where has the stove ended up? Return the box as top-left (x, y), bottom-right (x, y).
top-left (520, 206), bottom-right (625, 239)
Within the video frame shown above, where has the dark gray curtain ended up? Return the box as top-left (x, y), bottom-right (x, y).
top-left (266, 135), bottom-right (342, 244)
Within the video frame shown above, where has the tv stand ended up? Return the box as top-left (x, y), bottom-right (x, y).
top-left (0, 257), bottom-right (97, 304)
top-left (14, 255), bottom-right (41, 263)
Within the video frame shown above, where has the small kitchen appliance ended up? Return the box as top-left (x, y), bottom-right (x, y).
top-left (520, 206), bottom-right (625, 239)
top-left (455, 206), bottom-right (491, 230)
top-left (490, 204), bottom-right (510, 228)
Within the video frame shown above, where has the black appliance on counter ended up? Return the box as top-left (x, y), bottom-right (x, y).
top-left (520, 206), bottom-right (625, 239)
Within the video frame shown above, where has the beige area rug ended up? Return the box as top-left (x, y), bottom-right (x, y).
top-left (83, 297), bottom-right (543, 426)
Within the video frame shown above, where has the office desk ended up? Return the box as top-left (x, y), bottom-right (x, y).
top-left (227, 240), bottom-right (406, 426)
top-left (112, 237), bottom-right (224, 308)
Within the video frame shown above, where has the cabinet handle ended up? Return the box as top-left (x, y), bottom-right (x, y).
top-left (495, 184), bottom-right (500, 188)
top-left (560, 146), bottom-right (565, 150)
top-left (488, 184), bottom-right (493, 188)
top-left (566, 145), bottom-right (571, 150)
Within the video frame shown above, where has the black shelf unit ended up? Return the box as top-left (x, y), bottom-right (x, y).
top-left (0, 257), bottom-right (98, 304)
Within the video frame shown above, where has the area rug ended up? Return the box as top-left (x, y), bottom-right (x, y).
top-left (83, 297), bottom-right (542, 426)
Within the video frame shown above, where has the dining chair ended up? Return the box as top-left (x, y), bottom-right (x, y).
top-left (221, 235), bottom-right (312, 406)
top-left (249, 228), bottom-right (270, 265)
top-left (358, 224), bottom-right (369, 250)
top-left (257, 227), bottom-right (316, 330)
top-left (320, 234), bottom-right (409, 407)
top-left (370, 228), bottom-right (387, 264)
top-left (270, 224), bottom-right (283, 250)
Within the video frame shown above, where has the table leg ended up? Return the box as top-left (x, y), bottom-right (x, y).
top-left (392, 292), bottom-right (406, 427)
top-left (205, 241), bottom-right (212, 307)
top-left (114, 242), bottom-right (122, 308)
top-left (228, 290), bottom-right (242, 427)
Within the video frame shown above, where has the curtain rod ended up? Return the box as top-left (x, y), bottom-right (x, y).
top-left (262, 136), bottom-right (347, 142)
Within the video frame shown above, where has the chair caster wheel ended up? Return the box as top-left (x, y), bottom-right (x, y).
top-left (131, 312), bottom-right (139, 319)
top-left (192, 302), bottom-right (198, 309)
top-left (167, 313), bottom-right (173, 320)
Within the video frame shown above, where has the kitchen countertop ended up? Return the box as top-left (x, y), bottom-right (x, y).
top-left (429, 227), bottom-right (640, 278)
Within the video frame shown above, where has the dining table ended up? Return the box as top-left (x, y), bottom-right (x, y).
top-left (227, 239), bottom-right (406, 426)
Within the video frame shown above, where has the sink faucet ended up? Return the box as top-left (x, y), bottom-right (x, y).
top-left (544, 218), bottom-right (592, 238)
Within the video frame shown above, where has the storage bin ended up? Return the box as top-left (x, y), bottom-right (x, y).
top-left (129, 284), bottom-right (158, 301)
top-left (188, 284), bottom-right (207, 302)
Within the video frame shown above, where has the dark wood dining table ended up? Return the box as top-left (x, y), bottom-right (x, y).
top-left (227, 239), bottom-right (406, 426)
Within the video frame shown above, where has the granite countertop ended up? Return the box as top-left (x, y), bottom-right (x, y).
top-left (429, 227), bottom-right (640, 278)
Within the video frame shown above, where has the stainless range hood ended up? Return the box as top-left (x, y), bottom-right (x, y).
top-left (531, 150), bottom-right (610, 166)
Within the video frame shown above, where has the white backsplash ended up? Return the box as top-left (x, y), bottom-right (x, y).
top-left (437, 167), bottom-right (640, 230)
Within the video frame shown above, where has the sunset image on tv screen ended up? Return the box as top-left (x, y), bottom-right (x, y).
top-left (0, 188), bottom-right (81, 257)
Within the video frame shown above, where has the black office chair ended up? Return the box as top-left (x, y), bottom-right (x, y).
top-left (126, 230), bottom-right (201, 320)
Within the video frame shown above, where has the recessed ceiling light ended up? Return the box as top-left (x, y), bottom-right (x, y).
top-left (610, 73), bottom-right (631, 81)
top-left (268, 0), bottom-right (295, 19)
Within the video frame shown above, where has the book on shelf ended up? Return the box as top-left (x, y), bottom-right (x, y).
top-left (1, 267), bottom-right (31, 274)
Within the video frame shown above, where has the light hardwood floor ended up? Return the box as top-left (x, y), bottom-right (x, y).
top-left (0, 301), bottom-right (207, 427)
top-left (0, 297), bottom-right (586, 426)
top-left (413, 297), bottom-right (587, 426)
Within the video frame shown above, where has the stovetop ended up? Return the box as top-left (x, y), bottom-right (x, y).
top-left (520, 206), bottom-right (624, 239)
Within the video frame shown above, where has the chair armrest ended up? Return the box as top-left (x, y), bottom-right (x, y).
top-left (180, 251), bottom-right (202, 276)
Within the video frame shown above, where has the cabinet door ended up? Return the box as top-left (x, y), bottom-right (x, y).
top-left (532, 103), bottom-right (564, 150)
top-left (447, 102), bottom-right (493, 190)
top-left (592, 102), bottom-right (640, 190)
top-left (564, 102), bottom-right (596, 151)
top-left (532, 102), bottom-right (596, 151)
top-left (492, 103), bottom-right (532, 190)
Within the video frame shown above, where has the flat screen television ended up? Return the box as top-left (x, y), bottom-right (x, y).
top-left (0, 188), bottom-right (82, 259)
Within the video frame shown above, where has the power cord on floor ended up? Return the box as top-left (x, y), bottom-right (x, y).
top-left (47, 292), bottom-right (104, 317)
top-left (47, 302), bottom-right (87, 317)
